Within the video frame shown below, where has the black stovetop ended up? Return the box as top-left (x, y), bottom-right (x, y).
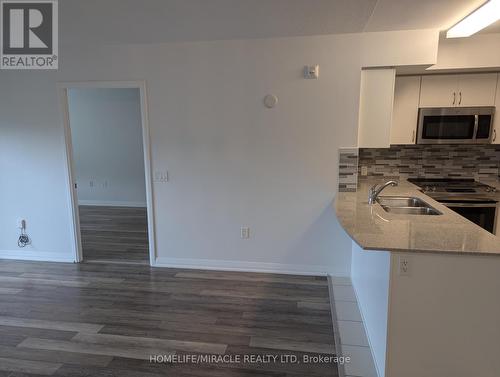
top-left (407, 178), bottom-right (497, 193)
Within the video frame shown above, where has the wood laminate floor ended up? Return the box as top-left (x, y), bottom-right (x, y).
top-left (79, 206), bottom-right (149, 264)
top-left (0, 260), bottom-right (338, 377)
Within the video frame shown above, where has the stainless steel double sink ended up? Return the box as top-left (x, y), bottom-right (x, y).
top-left (376, 196), bottom-right (442, 216)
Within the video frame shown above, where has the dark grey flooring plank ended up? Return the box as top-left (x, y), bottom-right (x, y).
top-left (224, 345), bottom-right (338, 377)
top-left (17, 338), bottom-right (174, 362)
top-left (0, 325), bottom-right (77, 347)
top-left (174, 271), bottom-right (328, 286)
top-left (0, 345), bottom-right (112, 368)
top-left (18, 273), bottom-right (125, 284)
top-left (249, 336), bottom-right (335, 354)
top-left (71, 333), bottom-right (227, 355)
top-left (53, 364), bottom-right (165, 377)
top-left (0, 276), bottom-right (89, 288)
top-left (0, 260), bottom-right (338, 376)
top-left (107, 357), bottom-right (290, 377)
top-left (99, 325), bottom-right (251, 347)
top-left (0, 357), bottom-right (61, 375)
top-left (78, 206), bottom-right (149, 263)
top-left (0, 288), bottom-right (23, 295)
top-left (0, 317), bottom-right (103, 334)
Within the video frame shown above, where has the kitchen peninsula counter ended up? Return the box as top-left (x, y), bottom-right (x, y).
top-left (335, 178), bottom-right (500, 255)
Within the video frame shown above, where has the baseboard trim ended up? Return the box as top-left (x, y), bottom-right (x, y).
top-left (78, 200), bottom-right (147, 208)
top-left (0, 250), bottom-right (75, 263)
top-left (154, 257), bottom-right (328, 276)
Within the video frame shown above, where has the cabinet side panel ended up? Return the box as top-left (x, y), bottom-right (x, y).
top-left (386, 252), bottom-right (500, 377)
top-left (358, 68), bottom-right (396, 148)
top-left (391, 76), bottom-right (420, 145)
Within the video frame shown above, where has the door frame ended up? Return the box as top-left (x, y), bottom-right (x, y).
top-left (59, 80), bottom-right (156, 266)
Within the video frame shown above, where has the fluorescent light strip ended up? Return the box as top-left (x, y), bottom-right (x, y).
top-left (447, 0), bottom-right (500, 38)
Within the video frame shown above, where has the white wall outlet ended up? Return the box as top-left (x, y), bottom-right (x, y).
top-left (89, 180), bottom-right (94, 188)
top-left (361, 166), bottom-right (368, 176)
top-left (154, 171), bottom-right (168, 183)
top-left (241, 227), bottom-right (250, 239)
top-left (398, 255), bottom-right (411, 276)
top-left (103, 180), bottom-right (109, 188)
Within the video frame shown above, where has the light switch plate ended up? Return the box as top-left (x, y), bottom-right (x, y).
top-left (241, 227), bottom-right (250, 239)
top-left (154, 171), bottom-right (168, 183)
top-left (304, 65), bottom-right (319, 79)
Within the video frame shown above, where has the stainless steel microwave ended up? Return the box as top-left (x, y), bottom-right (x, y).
top-left (417, 107), bottom-right (495, 144)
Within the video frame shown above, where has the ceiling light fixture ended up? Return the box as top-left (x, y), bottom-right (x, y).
top-left (447, 0), bottom-right (500, 38)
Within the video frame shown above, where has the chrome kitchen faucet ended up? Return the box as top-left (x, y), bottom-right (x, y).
top-left (368, 181), bottom-right (398, 204)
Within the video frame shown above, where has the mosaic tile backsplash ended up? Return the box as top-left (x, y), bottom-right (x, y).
top-left (359, 145), bottom-right (500, 181)
top-left (338, 148), bottom-right (358, 192)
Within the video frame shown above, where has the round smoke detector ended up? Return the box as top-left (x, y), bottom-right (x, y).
top-left (263, 94), bottom-right (278, 109)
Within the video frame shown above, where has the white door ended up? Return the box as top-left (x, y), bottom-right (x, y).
top-left (419, 75), bottom-right (458, 108)
top-left (493, 74), bottom-right (500, 144)
top-left (457, 73), bottom-right (498, 107)
top-left (391, 76), bottom-right (421, 145)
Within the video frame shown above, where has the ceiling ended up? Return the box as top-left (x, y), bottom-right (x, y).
top-left (59, 0), bottom-right (492, 45)
top-left (364, 0), bottom-right (486, 32)
top-left (480, 18), bottom-right (500, 34)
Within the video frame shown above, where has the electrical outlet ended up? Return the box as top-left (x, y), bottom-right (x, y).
top-left (398, 255), bottom-right (411, 276)
top-left (361, 166), bottom-right (368, 176)
top-left (241, 227), bottom-right (250, 239)
top-left (89, 180), bottom-right (94, 188)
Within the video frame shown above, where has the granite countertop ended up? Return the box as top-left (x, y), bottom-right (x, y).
top-left (335, 178), bottom-right (500, 255)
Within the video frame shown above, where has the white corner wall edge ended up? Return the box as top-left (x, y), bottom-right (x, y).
top-left (154, 257), bottom-right (330, 276)
top-left (0, 250), bottom-right (75, 263)
top-left (351, 277), bottom-right (383, 377)
top-left (78, 200), bottom-right (147, 208)
top-left (351, 241), bottom-right (391, 377)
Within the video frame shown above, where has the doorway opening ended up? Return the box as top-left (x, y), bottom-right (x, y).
top-left (61, 83), bottom-right (155, 265)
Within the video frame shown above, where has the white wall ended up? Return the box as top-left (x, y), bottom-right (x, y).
top-left (67, 88), bottom-right (146, 207)
top-left (0, 29), bottom-right (438, 272)
top-left (351, 242), bottom-right (391, 377)
top-left (0, 76), bottom-right (75, 262)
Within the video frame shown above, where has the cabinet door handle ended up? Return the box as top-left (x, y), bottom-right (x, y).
top-left (453, 92), bottom-right (456, 105)
top-left (493, 129), bottom-right (497, 142)
top-left (411, 130), bottom-right (416, 143)
top-left (459, 92), bottom-right (462, 105)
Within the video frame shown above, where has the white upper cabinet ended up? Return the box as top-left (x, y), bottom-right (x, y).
top-left (419, 75), bottom-right (458, 107)
top-left (391, 76), bottom-right (421, 145)
top-left (358, 68), bottom-right (396, 148)
top-left (420, 73), bottom-right (498, 108)
top-left (457, 73), bottom-right (498, 107)
top-left (493, 74), bottom-right (500, 145)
